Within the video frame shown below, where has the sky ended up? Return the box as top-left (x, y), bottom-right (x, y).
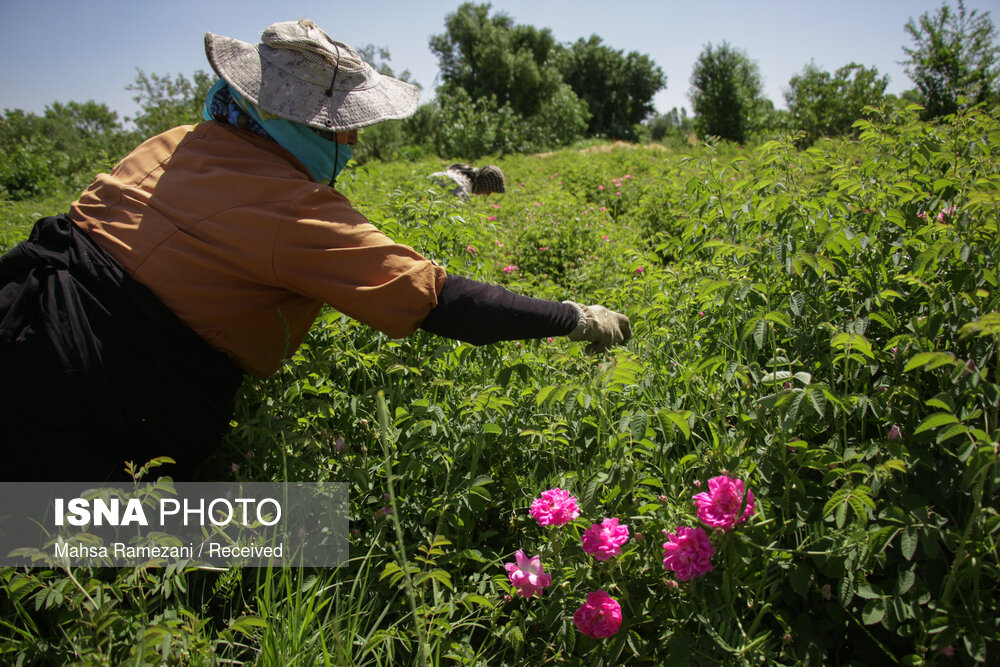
top-left (1, 0), bottom-right (997, 124)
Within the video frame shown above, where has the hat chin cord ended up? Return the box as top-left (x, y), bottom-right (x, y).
top-left (330, 143), bottom-right (339, 186)
top-left (326, 42), bottom-right (341, 186)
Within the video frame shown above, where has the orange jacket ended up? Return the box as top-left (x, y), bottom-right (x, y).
top-left (70, 121), bottom-right (446, 377)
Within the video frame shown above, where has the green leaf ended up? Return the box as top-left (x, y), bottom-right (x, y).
top-left (229, 615), bottom-right (269, 636)
top-left (806, 387), bottom-right (826, 417)
top-left (823, 487), bottom-right (850, 519)
top-left (764, 311), bottom-right (792, 329)
top-left (932, 177), bottom-right (955, 193)
top-left (913, 413), bottom-right (959, 435)
top-left (904, 351), bottom-right (956, 372)
top-left (924, 397), bottom-right (953, 412)
top-left (662, 410), bottom-right (692, 440)
top-left (789, 292), bottom-right (805, 317)
top-left (897, 569), bottom-right (915, 596)
top-left (936, 423), bottom-right (968, 443)
top-left (816, 255), bottom-right (837, 276)
top-left (900, 528), bottom-right (918, 561)
top-left (581, 476), bottom-right (602, 516)
top-left (831, 332), bottom-right (874, 359)
top-left (628, 412), bottom-right (649, 439)
top-left (790, 564), bottom-right (812, 596)
top-left (958, 312), bottom-right (1000, 340)
top-left (862, 598), bottom-right (886, 625)
top-left (761, 371), bottom-right (792, 384)
top-left (460, 593), bottom-right (495, 610)
top-left (856, 581), bottom-right (881, 600)
top-left (753, 318), bottom-right (767, 349)
top-left (534, 385), bottom-right (556, 407)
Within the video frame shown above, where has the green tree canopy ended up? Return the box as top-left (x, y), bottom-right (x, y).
top-left (555, 35), bottom-right (666, 141)
top-left (785, 62), bottom-right (889, 145)
top-left (688, 41), bottom-right (766, 144)
top-left (429, 2), bottom-right (563, 118)
top-left (0, 101), bottom-right (132, 199)
top-left (429, 3), bottom-right (589, 157)
top-left (902, 0), bottom-right (1000, 118)
top-left (127, 69), bottom-right (214, 138)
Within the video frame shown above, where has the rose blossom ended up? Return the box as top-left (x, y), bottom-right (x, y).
top-left (693, 475), bottom-right (755, 531)
top-left (529, 488), bottom-right (580, 526)
top-left (573, 590), bottom-right (622, 638)
top-left (504, 549), bottom-right (552, 598)
top-left (581, 518), bottom-right (630, 561)
top-left (662, 526), bottom-right (714, 581)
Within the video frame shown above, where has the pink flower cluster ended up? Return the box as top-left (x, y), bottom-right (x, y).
top-left (918, 206), bottom-right (958, 223)
top-left (659, 475), bottom-right (755, 582)
top-left (937, 205), bottom-right (957, 223)
top-left (529, 488), bottom-right (580, 526)
top-left (504, 549), bottom-right (552, 598)
top-left (573, 590), bottom-right (622, 639)
top-left (510, 479), bottom-right (756, 638)
top-left (502, 264), bottom-right (519, 274)
top-left (662, 526), bottom-right (714, 581)
top-left (693, 475), bottom-right (755, 531)
top-left (581, 518), bottom-right (630, 561)
top-left (517, 489), bottom-right (629, 638)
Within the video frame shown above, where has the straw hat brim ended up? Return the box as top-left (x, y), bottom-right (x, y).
top-left (205, 32), bottom-right (420, 132)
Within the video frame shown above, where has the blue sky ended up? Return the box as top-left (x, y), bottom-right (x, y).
top-left (1, 0), bottom-right (996, 123)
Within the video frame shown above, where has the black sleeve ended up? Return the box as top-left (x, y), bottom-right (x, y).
top-left (419, 275), bottom-right (579, 345)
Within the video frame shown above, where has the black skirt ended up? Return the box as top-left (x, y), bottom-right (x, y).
top-left (0, 215), bottom-right (244, 481)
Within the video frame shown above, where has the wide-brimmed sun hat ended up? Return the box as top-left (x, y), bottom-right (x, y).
top-left (472, 165), bottom-right (506, 194)
top-left (204, 18), bottom-right (419, 132)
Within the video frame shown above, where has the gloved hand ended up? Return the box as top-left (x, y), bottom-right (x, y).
top-left (563, 301), bottom-right (631, 352)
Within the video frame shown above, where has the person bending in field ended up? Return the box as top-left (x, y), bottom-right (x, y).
top-left (0, 19), bottom-right (630, 482)
top-left (430, 164), bottom-right (507, 198)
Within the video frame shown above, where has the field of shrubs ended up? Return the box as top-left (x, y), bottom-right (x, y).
top-left (1, 104), bottom-right (998, 665)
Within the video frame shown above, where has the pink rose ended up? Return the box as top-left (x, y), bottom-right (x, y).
top-left (530, 488), bottom-right (580, 526)
top-left (504, 549), bottom-right (552, 598)
top-left (888, 424), bottom-right (901, 440)
top-left (581, 518), bottom-right (630, 561)
top-left (573, 590), bottom-right (622, 638)
top-left (662, 526), bottom-right (714, 581)
top-left (693, 475), bottom-right (755, 531)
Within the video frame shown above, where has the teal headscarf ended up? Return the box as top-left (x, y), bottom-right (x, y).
top-left (203, 79), bottom-right (352, 184)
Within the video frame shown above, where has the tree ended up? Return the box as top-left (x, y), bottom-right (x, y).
top-left (0, 101), bottom-right (131, 199)
top-left (429, 3), bottom-right (588, 155)
top-left (430, 2), bottom-right (563, 118)
top-left (902, 0), bottom-right (1000, 118)
top-left (127, 69), bottom-right (215, 138)
top-left (645, 107), bottom-right (694, 143)
top-left (688, 42), bottom-right (766, 144)
top-left (351, 45), bottom-right (424, 164)
top-left (556, 35), bottom-right (666, 140)
top-left (785, 62), bottom-right (889, 144)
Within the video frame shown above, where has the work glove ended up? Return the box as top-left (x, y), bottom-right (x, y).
top-left (563, 301), bottom-right (632, 352)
